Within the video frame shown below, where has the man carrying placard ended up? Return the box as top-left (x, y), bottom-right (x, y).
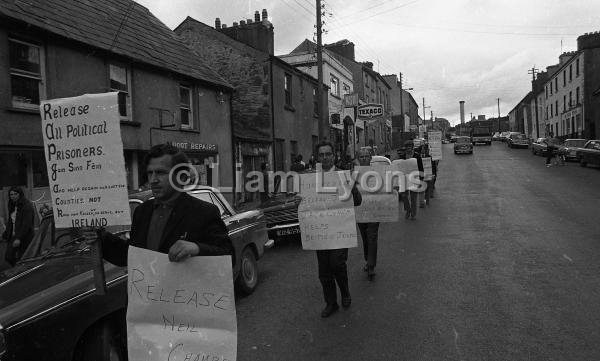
top-left (91, 144), bottom-right (234, 265)
top-left (356, 148), bottom-right (379, 281)
top-left (314, 141), bottom-right (362, 318)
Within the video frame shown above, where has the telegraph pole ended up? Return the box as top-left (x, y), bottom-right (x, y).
top-left (497, 98), bottom-right (501, 132)
top-left (316, 0), bottom-right (325, 141)
top-left (528, 66), bottom-right (540, 137)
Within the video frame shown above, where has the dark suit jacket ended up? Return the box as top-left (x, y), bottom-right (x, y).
top-left (101, 192), bottom-right (233, 267)
top-left (2, 199), bottom-right (35, 265)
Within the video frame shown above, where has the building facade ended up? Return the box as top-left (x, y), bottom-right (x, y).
top-left (324, 40), bottom-right (392, 156)
top-left (0, 0), bottom-right (234, 220)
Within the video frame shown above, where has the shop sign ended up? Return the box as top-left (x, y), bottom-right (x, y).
top-left (357, 104), bottom-right (384, 119)
top-left (343, 93), bottom-right (359, 107)
top-left (168, 142), bottom-right (218, 152)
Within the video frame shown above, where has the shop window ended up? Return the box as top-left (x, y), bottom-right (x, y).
top-left (9, 38), bottom-right (45, 109)
top-left (179, 84), bottom-right (193, 129)
top-left (32, 151), bottom-right (49, 187)
top-left (330, 75), bottom-right (339, 97)
top-left (284, 73), bottom-right (292, 106)
top-left (0, 153), bottom-right (28, 187)
top-left (109, 63), bottom-right (132, 120)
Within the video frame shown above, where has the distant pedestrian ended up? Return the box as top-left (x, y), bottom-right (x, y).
top-left (544, 133), bottom-right (557, 167)
top-left (2, 186), bottom-right (35, 266)
top-left (290, 155), bottom-right (306, 172)
top-left (356, 149), bottom-right (379, 281)
top-left (397, 140), bottom-right (423, 220)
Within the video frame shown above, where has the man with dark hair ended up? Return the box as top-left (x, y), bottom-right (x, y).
top-left (314, 140), bottom-right (361, 318)
top-left (95, 143), bottom-right (233, 266)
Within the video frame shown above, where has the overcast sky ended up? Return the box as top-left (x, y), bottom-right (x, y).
top-left (136, 0), bottom-right (600, 125)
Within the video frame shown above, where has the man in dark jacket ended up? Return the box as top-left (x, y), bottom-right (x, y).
top-left (97, 144), bottom-right (233, 266)
top-left (314, 140), bottom-right (362, 318)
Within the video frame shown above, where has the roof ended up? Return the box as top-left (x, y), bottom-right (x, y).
top-left (0, 0), bottom-right (231, 89)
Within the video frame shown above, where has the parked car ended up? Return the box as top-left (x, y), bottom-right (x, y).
top-left (259, 192), bottom-right (302, 242)
top-left (442, 138), bottom-right (450, 144)
top-left (576, 140), bottom-right (600, 167)
top-left (492, 132), bottom-right (502, 141)
top-left (500, 132), bottom-right (511, 142)
top-left (454, 136), bottom-right (473, 154)
top-left (506, 133), bottom-right (528, 148)
top-left (450, 135), bottom-right (458, 143)
top-left (0, 186), bottom-right (270, 361)
top-left (559, 138), bottom-right (587, 161)
top-left (531, 137), bottom-right (548, 155)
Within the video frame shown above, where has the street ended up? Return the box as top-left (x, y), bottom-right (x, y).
top-left (236, 142), bottom-right (600, 361)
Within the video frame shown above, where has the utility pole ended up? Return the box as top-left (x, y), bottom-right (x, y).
top-left (497, 98), bottom-right (501, 132)
top-left (528, 66), bottom-right (540, 138)
top-left (399, 73), bottom-right (404, 142)
top-left (316, 0), bottom-right (325, 141)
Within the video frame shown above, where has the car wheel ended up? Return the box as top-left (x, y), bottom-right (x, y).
top-left (75, 321), bottom-right (126, 361)
top-left (236, 246), bottom-right (258, 295)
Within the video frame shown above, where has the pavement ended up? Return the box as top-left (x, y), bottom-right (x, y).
top-left (235, 142), bottom-right (600, 361)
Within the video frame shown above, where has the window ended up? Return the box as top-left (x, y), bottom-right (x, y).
top-left (576, 87), bottom-right (580, 104)
top-left (555, 100), bottom-right (558, 116)
top-left (550, 103), bottom-right (553, 117)
top-left (550, 82), bottom-right (553, 95)
top-left (569, 91), bottom-right (572, 107)
top-left (290, 140), bottom-right (298, 165)
top-left (364, 72), bottom-right (369, 88)
top-left (545, 85), bottom-right (548, 99)
top-left (330, 75), bottom-right (339, 97)
top-left (576, 58), bottom-right (580, 76)
top-left (9, 38), bottom-right (45, 109)
top-left (546, 106), bottom-right (548, 120)
top-left (342, 83), bottom-right (350, 96)
top-left (563, 95), bottom-right (566, 112)
top-left (555, 77), bottom-right (558, 91)
top-left (109, 63), bottom-right (132, 119)
top-left (284, 73), bottom-right (292, 106)
top-left (569, 64), bottom-right (572, 81)
top-left (179, 85), bottom-right (192, 129)
top-left (563, 70), bottom-right (566, 87)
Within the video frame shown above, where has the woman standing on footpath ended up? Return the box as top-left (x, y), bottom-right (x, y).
top-left (2, 187), bottom-right (35, 266)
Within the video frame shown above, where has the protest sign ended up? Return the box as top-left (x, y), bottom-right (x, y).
top-left (428, 131), bottom-right (443, 160)
top-left (391, 158), bottom-right (420, 191)
top-left (354, 165), bottom-right (399, 222)
top-left (40, 92), bottom-right (130, 228)
top-left (127, 247), bottom-right (237, 361)
top-left (422, 157), bottom-right (433, 181)
top-left (298, 171), bottom-right (358, 250)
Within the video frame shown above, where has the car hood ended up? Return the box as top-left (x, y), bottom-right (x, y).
top-left (0, 253), bottom-right (125, 328)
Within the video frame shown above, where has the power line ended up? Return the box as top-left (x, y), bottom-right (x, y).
top-left (381, 22), bottom-right (579, 37)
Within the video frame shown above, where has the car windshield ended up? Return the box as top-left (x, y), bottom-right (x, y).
top-left (456, 137), bottom-right (471, 143)
top-left (513, 134), bottom-right (526, 139)
top-left (565, 140), bottom-right (586, 147)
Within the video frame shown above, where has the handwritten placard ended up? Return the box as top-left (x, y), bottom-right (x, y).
top-left (298, 171), bottom-right (358, 250)
top-left (40, 92), bottom-right (130, 228)
top-left (127, 247), bottom-right (237, 361)
top-left (354, 165), bottom-right (399, 222)
top-left (422, 157), bottom-right (433, 181)
top-left (428, 131), bottom-right (443, 160)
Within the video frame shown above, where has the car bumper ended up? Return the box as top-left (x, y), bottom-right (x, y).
top-left (267, 223), bottom-right (301, 238)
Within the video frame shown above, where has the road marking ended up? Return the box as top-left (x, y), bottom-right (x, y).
top-left (563, 254), bottom-right (573, 262)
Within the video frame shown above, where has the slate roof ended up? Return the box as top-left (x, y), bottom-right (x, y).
top-left (0, 0), bottom-right (231, 89)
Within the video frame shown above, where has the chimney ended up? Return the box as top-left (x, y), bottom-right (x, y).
top-left (363, 61), bottom-right (373, 69)
top-left (215, 18), bottom-right (221, 29)
top-left (459, 101), bottom-right (465, 124)
top-left (217, 9), bottom-right (274, 55)
top-left (262, 9), bottom-right (268, 20)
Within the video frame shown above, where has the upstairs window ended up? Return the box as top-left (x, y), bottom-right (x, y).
top-left (563, 71), bottom-right (566, 87)
top-left (569, 64), bottom-right (572, 81)
top-left (313, 87), bottom-right (318, 116)
top-left (576, 58), bottom-right (580, 76)
top-left (576, 87), bottom-right (580, 104)
top-left (109, 63), bottom-right (132, 120)
top-left (284, 73), bottom-right (292, 106)
top-left (342, 83), bottom-right (351, 95)
top-left (555, 77), bottom-right (558, 92)
top-left (9, 38), bottom-right (45, 109)
top-left (330, 75), bottom-right (339, 97)
top-left (179, 85), bottom-right (192, 129)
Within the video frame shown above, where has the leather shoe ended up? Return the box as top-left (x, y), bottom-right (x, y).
top-left (341, 296), bottom-right (352, 308)
top-left (321, 303), bottom-right (339, 318)
top-left (405, 210), bottom-right (411, 219)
